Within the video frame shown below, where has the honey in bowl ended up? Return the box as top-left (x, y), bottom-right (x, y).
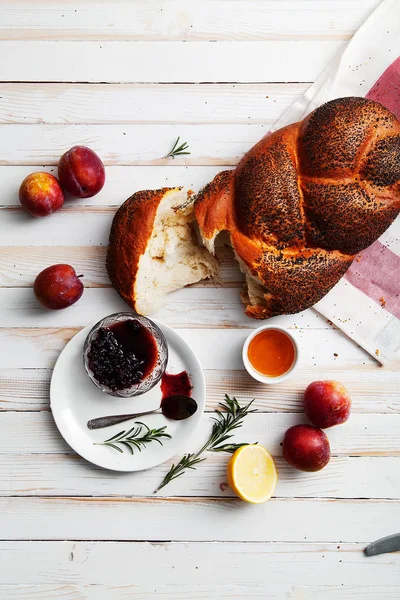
top-left (247, 329), bottom-right (295, 378)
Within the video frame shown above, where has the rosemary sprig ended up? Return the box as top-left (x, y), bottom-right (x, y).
top-left (165, 136), bottom-right (191, 158)
top-left (155, 395), bottom-right (256, 492)
top-left (96, 422), bottom-right (171, 455)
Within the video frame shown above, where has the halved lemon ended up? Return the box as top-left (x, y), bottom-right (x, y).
top-left (227, 444), bottom-right (277, 504)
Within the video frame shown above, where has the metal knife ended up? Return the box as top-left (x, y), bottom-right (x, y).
top-left (364, 533), bottom-right (400, 556)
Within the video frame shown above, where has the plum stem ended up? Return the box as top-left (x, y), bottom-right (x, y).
top-left (77, 274), bottom-right (84, 278)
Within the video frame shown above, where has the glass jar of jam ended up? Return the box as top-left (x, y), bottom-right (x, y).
top-left (83, 312), bottom-right (168, 397)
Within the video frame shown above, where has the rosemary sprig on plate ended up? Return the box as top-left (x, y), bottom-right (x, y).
top-left (96, 421), bottom-right (171, 455)
top-left (165, 136), bottom-right (191, 158)
top-left (155, 395), bottom-right (256, 493)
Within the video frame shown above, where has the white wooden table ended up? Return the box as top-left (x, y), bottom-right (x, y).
top-left (1, 1), bottom-right (399, 598)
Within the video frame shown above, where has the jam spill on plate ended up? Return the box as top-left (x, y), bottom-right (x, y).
top-left (161, 370), bottom-right (192, 400)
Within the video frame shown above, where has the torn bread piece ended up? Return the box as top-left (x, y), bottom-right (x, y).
top-left (107, 187), bottom-right (218, 315)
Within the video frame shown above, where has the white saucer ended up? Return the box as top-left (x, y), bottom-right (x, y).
top-left (50, 320), bottom-right (205, 472)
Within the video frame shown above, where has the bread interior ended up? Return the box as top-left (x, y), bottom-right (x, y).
top-left (134, 189), bottom-right (219, 314)
top-left (197, 225), bottom-right (269, 313)
top-left (228, 244), bottom-right (269, 311)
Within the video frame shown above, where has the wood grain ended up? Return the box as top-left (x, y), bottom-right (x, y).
top-left (0, 287), bottom-right (339, 328)
top-left (0, 0), bottom-right (379, 40)
top-left (0, 40), bottom-right (344, 83)
top-left (0, 83), bottom-right (308, 124)
top-left (0, 327), bottom-right (375, 369)
top-left (0, 207), bottom-right (115, 246)
top-left (0, 496), bottom-right (398, 541)
top-left (0, 541), bottom-right (397, 585)
top-left (2, 367), bottom-right (399, 413)
top-left (0, 412), bottom-right (397, 457)
top-left (1, 584), bottom-right (399, 600)
top-left (1, 454), bottom-right (399, 499)
top-left (0, 123), bottom-right (269, 165)
top-left (0, 165), bottom-right (230, 207)
top-left (0, 246), bottom-right (243, 287)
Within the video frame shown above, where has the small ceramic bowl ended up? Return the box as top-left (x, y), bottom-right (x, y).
top-left (242, 325), bottom-right (299, 384)
top-left (83, 312), bottom-right (168, 398)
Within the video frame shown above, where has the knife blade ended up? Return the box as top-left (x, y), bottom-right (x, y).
top-left (364, 533), bottom-right (400, 556)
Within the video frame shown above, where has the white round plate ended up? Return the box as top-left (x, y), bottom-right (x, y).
top-left (50, 320), bottom-right (205, 471)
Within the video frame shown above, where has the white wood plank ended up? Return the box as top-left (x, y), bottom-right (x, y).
top-left (0, 369), bottom-right (50, 411)
top-left (0, 584), bottom-right (293, 600)
top-left (0, 541), bottom-right (397, 586)
top-left (0, 0), bottom-right (379, 40)
top-left (0, 83), bottom-right (307, 124)
top-left (0, 208), bottom-right (114, 246)
top-left (0, 246), bottom-right (112, 287)
top-left (1, 584), bottom-right (400, 600)
top-left (0, 327), bottom-right (376, 368)
top-left (0, 327), bottom-right (80, 369)
top-left (0, 123), bottom-right (267, 166)
top-left (0, 412), bottom-right (397, 457)
top-left (0, 207), bottom-right (243, 247)
top-left (304, 589), bottom-right (400, 600)
top-left (204, 368), bottom-right (400, 413)
top-left (0, 247), bottom-right (242, 289)
top-left (0, 165), bottom-right (230, 207)
top-left (0, 41), bottom-right (344, 83)
top-left (0, 165), bottom-right (213, 210)
top-left (0, 287), bottom-right (337, 329)
top-left (0, 496), bottom-right (397, 541)
top-left (1, 454), bottom-right (399, 499)
top-left (2, 367), bottom-right (399, 413)
top-left (0, 245), bottom-right (242, 287)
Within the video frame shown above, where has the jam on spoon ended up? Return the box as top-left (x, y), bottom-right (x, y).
top-left (87, 395), bottom-right (198, 430)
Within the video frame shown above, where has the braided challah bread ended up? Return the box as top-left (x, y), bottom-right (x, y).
top-left (195, 97), bottom-right (400, 318)
top-left (107, 97), bottom-right (400, 318)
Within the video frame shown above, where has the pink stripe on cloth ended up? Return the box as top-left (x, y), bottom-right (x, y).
top-left (345, 241), bottom-right (400, 320)
top-left (366, 56), bottom-right (400, 119)
top-left (344, 56), bottom-right (400, 319)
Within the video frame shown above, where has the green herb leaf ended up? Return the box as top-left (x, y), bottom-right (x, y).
top-left (165, 136), bottom-right (191, 159)
top-left (95, 422), bottom-right (172, 455)
top-left (155, 395), bottom-right (257, 493)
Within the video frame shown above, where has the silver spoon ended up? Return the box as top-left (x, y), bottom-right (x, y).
top-left (87, 395), bottom-right (198, 430)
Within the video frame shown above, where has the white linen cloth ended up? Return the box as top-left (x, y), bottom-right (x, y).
top-left (272, 0), bottom-right (400, 364)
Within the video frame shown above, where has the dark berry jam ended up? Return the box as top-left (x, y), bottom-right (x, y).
top-left (88, 319), bottom-right (158, 392)
top-left (162, 394), bottom-right (197, 420)
top-left (161, 371), bottom-right (192, 399)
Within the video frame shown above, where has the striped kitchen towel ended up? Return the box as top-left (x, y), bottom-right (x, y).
top-left (272, 0), bottom-right (400, 364)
